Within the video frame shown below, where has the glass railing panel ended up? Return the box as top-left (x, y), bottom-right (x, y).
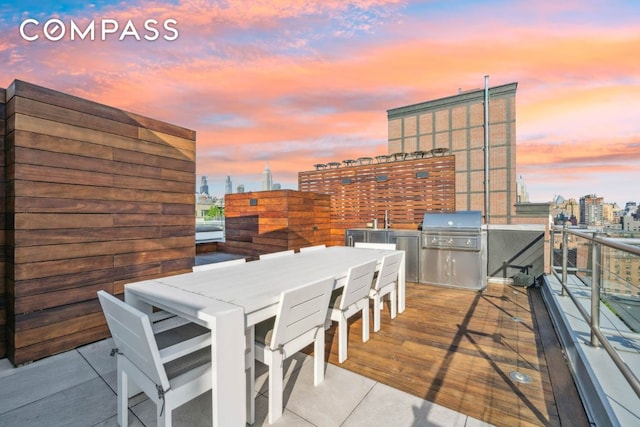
top-left (601, 244), bottom-right (640, 333)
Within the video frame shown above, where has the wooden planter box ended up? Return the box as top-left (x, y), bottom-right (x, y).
top-left (220, 190), bottom-right (331, 257)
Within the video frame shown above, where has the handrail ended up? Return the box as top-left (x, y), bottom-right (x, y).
top-left (550, 225), bottom-right (640, 399)
top-left (561, 227), bottom-right (640, 256)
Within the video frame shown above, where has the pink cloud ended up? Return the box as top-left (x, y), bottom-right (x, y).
top-left (3, 0), bottom-right (639, 203)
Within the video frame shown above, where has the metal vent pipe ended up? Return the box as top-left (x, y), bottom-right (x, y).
top-left (484, 75), bottom-right (490, 224)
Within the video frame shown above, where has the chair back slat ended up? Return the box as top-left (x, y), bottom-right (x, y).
top-left (374, 252), bottom-right (403, 291)
top-left (97, 291), bottom-right (169, 390)
top-left (339, 260), bottom-right (377, 310)
top-left (269, 277), bottom-right (334, 349)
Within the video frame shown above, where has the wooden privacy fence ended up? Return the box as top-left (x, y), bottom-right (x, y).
top-left (1, 80), bottom-right (196, 365)
top-left (298, 155), bottom-right (456, 245)
top-left (0, 89), bottom-right (6, 359)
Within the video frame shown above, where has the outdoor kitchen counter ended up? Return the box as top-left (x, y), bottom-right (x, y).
top-left (345, 229), bottom-right (420, 282)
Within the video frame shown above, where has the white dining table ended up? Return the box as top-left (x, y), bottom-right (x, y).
top-left (124, 245), bottom-right (405, 426)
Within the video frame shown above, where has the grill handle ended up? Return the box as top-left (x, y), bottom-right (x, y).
top-left (445, 256), bottom-right (450, 277)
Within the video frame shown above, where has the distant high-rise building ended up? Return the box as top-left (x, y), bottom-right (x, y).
top-left (200, 176), bottom-right (209, 196)
top-left (262, 162), bottom-right (273, 191)
top-left (237, 184), bottom-right (245, 193)
top-left (225, 176), bottom-right (233, 194)
top-left (580, 194), bottom-right (604, 226)
top-left (622, 215), bottom-right (640, 231)
top-left (516, 175), bottom-right (529, 203)
top-left (272, 183), bottom-right (281, 190)
top-left (603, 203), bottom-right (617, 225)
top-left (624, 202), bottom-right (638, 216)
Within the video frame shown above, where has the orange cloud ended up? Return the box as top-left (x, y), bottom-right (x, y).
top-left (3, 0), bottom-right (639, 203)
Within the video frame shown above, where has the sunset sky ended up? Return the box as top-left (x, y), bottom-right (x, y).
top-left (2, 0), bottom-right (639, 207)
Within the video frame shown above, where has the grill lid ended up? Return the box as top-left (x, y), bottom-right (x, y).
top-left (421, 210), bottom-right (482, 229)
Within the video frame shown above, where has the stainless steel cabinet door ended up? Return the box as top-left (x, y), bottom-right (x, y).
top-left (389, 234), bottom-right (419, 282)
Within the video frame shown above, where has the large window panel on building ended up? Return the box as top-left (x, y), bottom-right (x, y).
top-left (435, 109), bottom-right (449, 132)
top-left (404, 116), bottom-right (417, 137)
top-left (419, 112), bottom-right (433, 134)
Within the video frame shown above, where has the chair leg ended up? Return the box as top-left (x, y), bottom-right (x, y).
top-left (338, 313), bottom-right (348, 363)
top-left (313, 328), bottom-right (325, 385)
top-left (373, 295), bottom-right (382, 332)
top-left (268, 352), bottom-right (284, 424)
top-left (157, 400), bottom-right (171, 427)
top-left (362, 305), bottom-right (370, 343)
top-left (117, 359), bottom-right (128, 427)
top-left (390, 288), bottom-right (397, 319)
top-left (245, 327), bottom-right (255, 425)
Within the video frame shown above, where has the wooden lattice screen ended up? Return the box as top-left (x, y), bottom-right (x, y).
top-left (298, 155), bottom-right (456, 244)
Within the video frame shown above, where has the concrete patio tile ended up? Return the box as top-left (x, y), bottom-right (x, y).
top-left (0, 357), bottom-right (14, 378)
top-left (281, 361), bottom-right (376, 427)
top-left (79, 337), bottom-right (150, 408)
top-left (132, 388), bottom-right (317, 427)
top-left (253, 394), bottom-right (314, 426)
top-left (0, 377), bottom-right (116, 427)
top-left (0, 350), bottom-right (97, 414)
top-left (91, 411), bottom-right (145, 427)
top-left (131, 390), bottom-right (213, 427)
top-left (100, 369), bottom-right (153, 408)
top-left (254, 352), bottom-right (311, 395)
top-left (342, 381), bottom-right (469, 427)
top-left (77, 337), bottom-right (117, 378)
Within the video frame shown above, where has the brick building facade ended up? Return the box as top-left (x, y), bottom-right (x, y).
top-left (387, 82), bottom-right (517, 224)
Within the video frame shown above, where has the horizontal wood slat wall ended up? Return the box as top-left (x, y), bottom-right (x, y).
top-left (298, 156), bottom-right (456, 245)
top-left (0, 88), bottom-right (6, 358)
top-left (219, 190), bottom-right (331, 257)
top-left (3, 80), bottom-right (196, 365)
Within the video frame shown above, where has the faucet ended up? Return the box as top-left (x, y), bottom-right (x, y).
top-left (384, 210), bottom-right (390, 229)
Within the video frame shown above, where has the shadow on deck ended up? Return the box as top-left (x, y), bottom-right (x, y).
top-left (318, 281), bottom-right (590, 427)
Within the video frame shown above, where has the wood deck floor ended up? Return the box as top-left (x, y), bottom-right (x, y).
top-left (318, 282), bottom-right (589, 427)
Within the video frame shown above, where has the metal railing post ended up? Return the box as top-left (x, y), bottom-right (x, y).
top-left (590, 233), bottom-right (601, 347)
top-left (549, 226), bottom-right (555, 270)
top-left (561, 225), bottom-right (568, 296)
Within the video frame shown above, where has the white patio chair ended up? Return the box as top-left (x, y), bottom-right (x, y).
top-left (97, 291), bottom-right (212, 427)
top-left (259, 249), bottom-right (295, 260)
top-left (254, 276), bottom-right (334, 424)
top-left (369, 252), bottom-right (403, 332)
top-left (192, 257), bottom-right (246, 272)
top-left (299, 244), bottom-right (327, 252)
top-left (354, 242), bottom-right (397, 250)
top-left (325, 260), bottom-right (377, 363)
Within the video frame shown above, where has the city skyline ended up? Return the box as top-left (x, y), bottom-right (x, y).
top-left (197, 172), bottom-right (631, 212)
top-left (2, 1), bottom-right (639, 206)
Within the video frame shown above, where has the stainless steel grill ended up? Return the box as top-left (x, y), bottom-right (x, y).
top-left (419, 210), bottom-right (487, 290)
